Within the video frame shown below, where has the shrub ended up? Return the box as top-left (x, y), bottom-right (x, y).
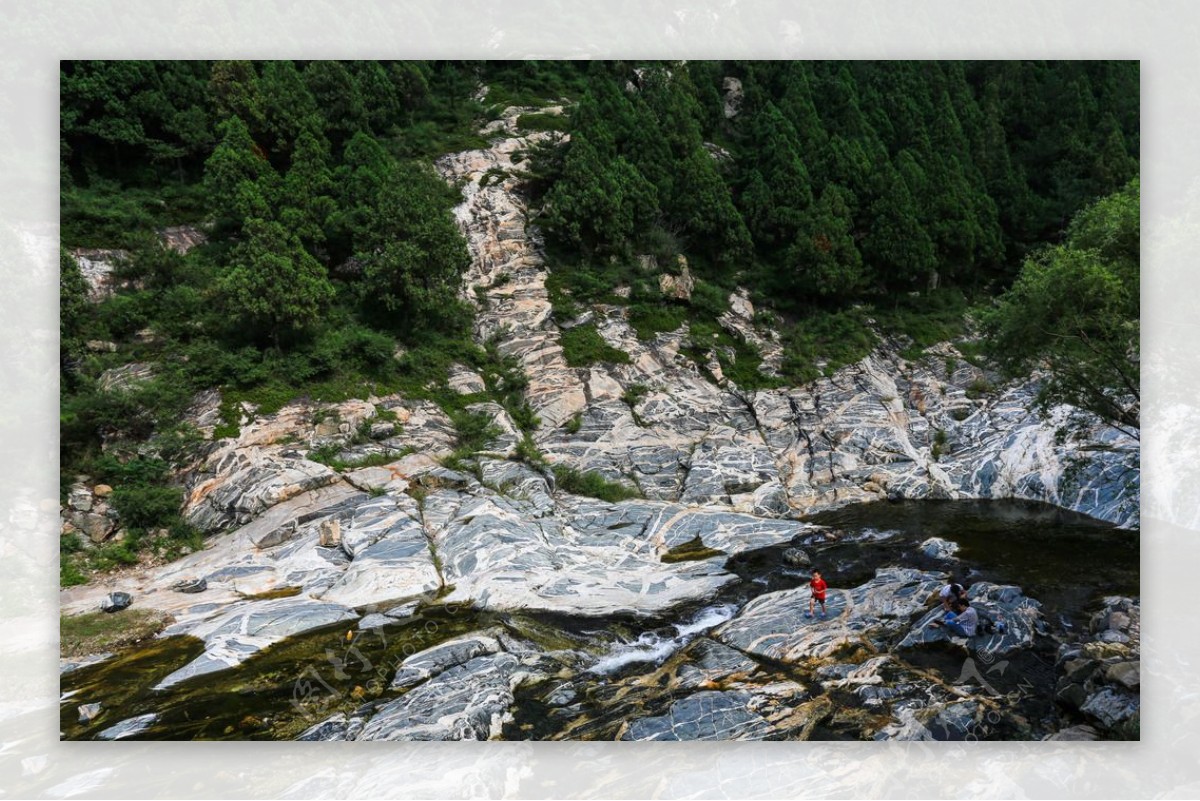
top-left (552, 465), bottom-right (642, 502)
top-left (628, 302), bottom-right (687, 341)
top-left (109, 483), bottom-right (184, 531)
top-left (689, 279), bottom-right (729, 318)
top-left (966, 379), bottom-right (994, 399)
top-left (560, 324), bottom-right (630, 368)
top-left (516, 112), bottom-right (569, 132)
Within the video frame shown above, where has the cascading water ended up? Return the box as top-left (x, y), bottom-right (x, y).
top-left (588, 603), bottom-right (739, 676)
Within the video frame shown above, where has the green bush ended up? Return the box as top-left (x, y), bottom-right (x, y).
top-left (628, 302), bottom-right (687, 341)
top-left (109, 483), bottom-right (184, 531)
top-left (780, 309), bottom-right (877, 384)
top-left (552, 465), bottom-right (642, 502)
top-left (560, 324), bottom-right (631, 368)
top-left (516, 112), bottom-right (569, 132)
top-left (689, 279), bottom-right (730, 318)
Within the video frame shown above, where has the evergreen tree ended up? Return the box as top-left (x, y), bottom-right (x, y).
top-left (219, 216), bottom-right (334, 343)
top-left (258, 60), bottom-right (320, 157)
top-left (280, 128), bottom-right (336, 250)
top-left (358, 162), bottom-right (472, 330)
top-left (862, 163), bottom-right (937, 289)
top-left (787, 184), bottom-right (864, 300)
top-left (202, 115), bottom-right (273, 229)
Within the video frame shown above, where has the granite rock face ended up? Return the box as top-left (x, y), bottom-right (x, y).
top-left (428, 110), bottom-right (1138, 528)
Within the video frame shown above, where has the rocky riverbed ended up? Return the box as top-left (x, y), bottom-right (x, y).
top-left (60, 106), bottom-right (1140, 741)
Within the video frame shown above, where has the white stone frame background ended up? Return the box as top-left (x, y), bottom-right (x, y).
top-left (1, 1), bottom-right (1191, 797)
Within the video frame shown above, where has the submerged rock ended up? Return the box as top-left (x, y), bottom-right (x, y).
top-left (620, 690), bottom-right (771, 741)
top-left (77, 702), bottom-right (103, 724)
top-left (919, 537), bottom-right (960, 560)
top-left (95, 712), bottom-right (156, 740)
top-left (154, 597), bottom-right (359, 690)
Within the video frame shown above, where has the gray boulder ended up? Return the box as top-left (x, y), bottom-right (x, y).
top-left (96, 712), bottom-right (156, 740)
top-left (100, 592), bottom-right (132, 613)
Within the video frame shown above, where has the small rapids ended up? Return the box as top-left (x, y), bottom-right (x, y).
top-left (588, 603), bottom-right (738, 676)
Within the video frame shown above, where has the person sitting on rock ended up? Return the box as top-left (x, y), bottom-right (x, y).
top-left (932, 599), bottom-right (978, 638)
top-left (939, 579), bottom-right (968, 612)
top-left (805, 569), bottom-right (828, 619)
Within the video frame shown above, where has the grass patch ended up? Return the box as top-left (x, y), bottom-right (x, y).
top-left (660, 535), bottom-right (726, 564)
top-left (560, 324), bottom-right (631, 368)
top-left (60, 609), bottom-right (173, 659)
top-left (628, 302), bottom-right (688, 341)
top-left (442, 408), bottom-right (501, 470)
top-left (516, 112), bottom-right (568, 132)
top-left (965, 378), bottom-right (994, 400)
top-left (931, 429), bottom-right (948, 460)
top-left (513, 433), bottom-right (547, 466)
top-left (779, 308), bottom-right (877, 384)
top-left (308, 447), bottom-right (414, 472)
top-left (552, 465), bottom-right (643, 502)
top-left (564, 411), bottom-right (583, 435)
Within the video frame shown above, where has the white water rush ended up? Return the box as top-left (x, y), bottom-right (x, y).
top-left (589, 604), bottom-right (739, 676)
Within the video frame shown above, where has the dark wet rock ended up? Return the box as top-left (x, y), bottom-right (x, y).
top-left (390, 630), bottom-right (505, 690)
top-left (77, 702), bottom-right (103, 724)
top-left (154, 597), bottom-right (359, 690)
top-left (100, 592), bottom-right (132, 613)
top-left (673, 638), bottom-right (760, 691)
top-left (1080, 687), bottom-right (1139, 729)
top-left (171, 578), bottom-right (207, 594)
top-left (1046, 724), bottom-right (1100, 741)
top-left (620, 690), bottom-right (771, 741)
top-left (545, 684), bottom-right (577, 707)
top-left (295, 712), bottom-right (366, 742)
top-left (782, 547), bottom-right (811, 567)
top-left (1053, 596), bottom-right (1140, 736)
top-left (874, 697), bottom-right (985, 741)
top-left (96, 712), bottom-right (156, 740)
top-left (1105, 661), bottom-right (1140, 689)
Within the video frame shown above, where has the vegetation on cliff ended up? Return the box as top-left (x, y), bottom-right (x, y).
top-left (58, 60), bottom-right (1139, 583)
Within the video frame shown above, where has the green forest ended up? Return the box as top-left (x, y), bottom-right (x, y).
top-left (59, 60), bottom-right (1139, 584)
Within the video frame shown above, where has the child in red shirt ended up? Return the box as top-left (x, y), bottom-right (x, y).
top-left (805, 569), bottom-right (828, 619)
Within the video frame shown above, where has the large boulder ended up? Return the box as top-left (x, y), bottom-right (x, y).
top-left (715, 568), bottom-right (945, 663)
top-left (898, 582), bottom-right (1044, 656)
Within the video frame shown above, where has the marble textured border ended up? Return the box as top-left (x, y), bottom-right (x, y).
top-left (1, 1), bottom-right (1193, 796)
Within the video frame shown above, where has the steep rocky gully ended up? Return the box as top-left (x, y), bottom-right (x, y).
top-left (60, 106), bottom-right (1140, 742)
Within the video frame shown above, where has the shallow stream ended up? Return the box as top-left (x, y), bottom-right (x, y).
top-left (61, 499), bottom-right (1137, 740)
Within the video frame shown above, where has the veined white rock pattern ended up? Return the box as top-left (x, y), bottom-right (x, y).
top-left (60, 107), bottom-right (1139, 743)
top-left (433, 106), bottom-right (1138, 528)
